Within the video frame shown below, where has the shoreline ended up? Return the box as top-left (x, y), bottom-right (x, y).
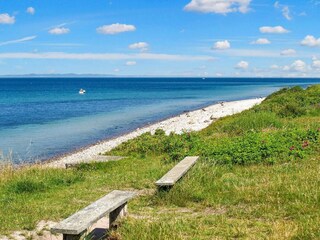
top-left (45, 97), bottom-right (265, 168)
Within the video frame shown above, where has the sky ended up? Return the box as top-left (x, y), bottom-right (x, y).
top-left (0, 0), bottom-right (319, 77)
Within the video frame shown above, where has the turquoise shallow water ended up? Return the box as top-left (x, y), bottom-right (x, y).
top-left (0, 77), bottom-right (319, 163)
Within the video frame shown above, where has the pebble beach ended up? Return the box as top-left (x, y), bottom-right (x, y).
top-left (46, 98), bottom-right (264, 168)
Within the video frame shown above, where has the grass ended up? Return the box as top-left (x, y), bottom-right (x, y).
top-left (0, 85), bottom-right (319, 239)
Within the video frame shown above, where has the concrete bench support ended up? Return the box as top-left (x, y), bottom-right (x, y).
top-left (109, 203), bottom-right (127, 228)
top-left (51, 190), bottom-right (135, 240)
top-left (156, 156), bottom-right (199, 187)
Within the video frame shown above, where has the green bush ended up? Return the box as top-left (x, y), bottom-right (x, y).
top-left (111, 129), bottom-right (203, 162)
top-left (256, 85), bottom-right (320, 118)
top-left (200, 128), bottom-right (319, 165)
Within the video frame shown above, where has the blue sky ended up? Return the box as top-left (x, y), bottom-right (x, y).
top-left (0, 0), bottom-right (319, 77)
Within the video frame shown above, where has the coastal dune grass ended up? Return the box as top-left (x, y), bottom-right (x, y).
top-left (0, 85), bottom-right (319, 239)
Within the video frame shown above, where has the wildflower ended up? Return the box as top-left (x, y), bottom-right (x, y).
top-left (302, 141), bottom-right (309, 148)
top-left (289, 146), bottom-right (295, 151)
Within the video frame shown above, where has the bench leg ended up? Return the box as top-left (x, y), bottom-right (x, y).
top-left (109, 202), bottom-right (127, 229)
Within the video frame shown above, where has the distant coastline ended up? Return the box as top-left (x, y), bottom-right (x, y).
top-left (1, 75), bottom-right (320, 79)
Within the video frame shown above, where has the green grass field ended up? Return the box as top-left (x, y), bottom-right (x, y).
top-left (0, 85), bottom-right (319, 239)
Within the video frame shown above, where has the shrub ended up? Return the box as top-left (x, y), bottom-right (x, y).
top-left (200, 128), bottom-right (319, 165)
top-left (256, 85), bottom-right (320, 118)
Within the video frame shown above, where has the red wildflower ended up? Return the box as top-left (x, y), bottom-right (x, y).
top-left (302, 141), bottom-right (309, 148)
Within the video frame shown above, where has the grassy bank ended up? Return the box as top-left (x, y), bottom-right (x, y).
top-left (0, 85), bottom-right (319, 239)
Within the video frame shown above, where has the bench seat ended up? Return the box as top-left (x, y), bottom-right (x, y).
top-left (51, 190), bottom-right (135, 240)
top-left (156, 156), bottom-right (199, 187)
top-left (65, 156), bottom-right (124, 169)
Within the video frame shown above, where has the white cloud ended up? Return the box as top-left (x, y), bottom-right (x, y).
top-left (97, 23), bottom-right (136, 35)
top-left (0, 52), bottom-right (214, 61)
top-left (300, 35), bottom-right (320, 47)
top-left (26, 7), bottom-right (35, 15)
top-left (251, 38), bottom-right (271, 44)
top-left (312, 59), bottom-right (320, 69)
top-left (235, 60), bottom-right (249, 69)
top-left (126, 61), bottom-right (136, 66)
top-left (129, 42), bottom-right (149, 51)
top-left (282, 65), bottom-right (290, 71)
top-left (274, 2), bottom-right (292, 20)
top-left (184, 0), bottom-right (251, 14)
top-left (259, 26), bottom-right (289, 34)
top-left (281, 6), bottom-right (291, 20)
top-left (213, 40), bottom-right (230, 50)
top-left (280, 49), bottom-right (296, 56)
top-left (114, 68), bottom-right (120, 72)
top-left (290, 60), bottom-right (307, 72)
top-left (49, 27), bottom-right (70, 35)
top-left (0, 13), bottom-right (15, 24)
top-left (270, 64), bottom-right (279, 69)
top-left (0, 36), bottom-right (37, 46)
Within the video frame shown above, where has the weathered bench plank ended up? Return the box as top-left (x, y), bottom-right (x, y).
top-left (155, 156), bottom-right (199, 186)
top-left (51, 190), bottom-right (135, 237)
top-left (65, 156), bottom-right (124, 169)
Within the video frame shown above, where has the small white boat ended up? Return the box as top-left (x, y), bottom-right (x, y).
top-left (79, 88), bottom-right (86, 94)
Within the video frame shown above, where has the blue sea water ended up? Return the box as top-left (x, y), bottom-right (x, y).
top-left (0, 77), bottom-right (319, 163)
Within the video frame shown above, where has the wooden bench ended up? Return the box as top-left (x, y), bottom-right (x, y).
top-left (51, 190), bottom-right (135, 240)
top-left (155, 156), bottom-right (199, 187)
top-left (65, 156), bottom-right (124, 169)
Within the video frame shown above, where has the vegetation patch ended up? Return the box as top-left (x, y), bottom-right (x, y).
top-left (0, 85), bottom-right (319, 238)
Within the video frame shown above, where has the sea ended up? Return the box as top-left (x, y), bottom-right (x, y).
top-left (0, 77), bottom-right (319, 164)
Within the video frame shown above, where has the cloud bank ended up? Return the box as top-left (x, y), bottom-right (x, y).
top-left (0, 52), bottom-right (214, 61)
